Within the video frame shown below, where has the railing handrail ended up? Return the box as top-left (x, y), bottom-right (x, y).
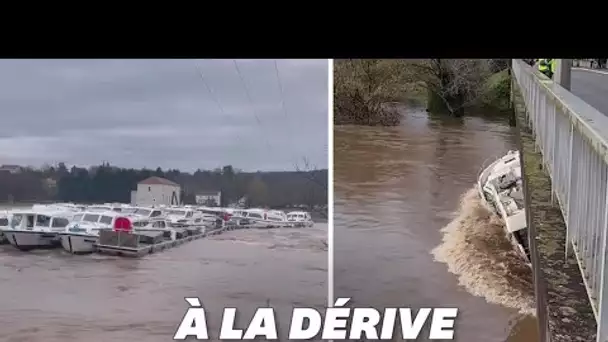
top-left (515, 60), bottom-right (608, 164)
top-left (513, 59), bottom-right (608, 342)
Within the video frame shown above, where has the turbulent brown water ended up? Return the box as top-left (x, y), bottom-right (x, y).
top-left (0, 224), bottom-right (327, 341)
top-left (334, 107), bottom-right (538, 342)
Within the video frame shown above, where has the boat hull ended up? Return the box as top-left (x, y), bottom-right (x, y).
top-left (288, 221), bottom-right (315, 228)
top-left (60, 233), bottom-right (98, 254)
top-left (3, 230), bottom-right (61, 251)
top-left (477, 151), bottom-right (531, 265)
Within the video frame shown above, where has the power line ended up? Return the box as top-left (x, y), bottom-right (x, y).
top-left (195, 65), bottom-right (245, 147)
top-left (274, 60), bottom-right (288, 119)
top-left (232, 59), bottom-right (272, 152)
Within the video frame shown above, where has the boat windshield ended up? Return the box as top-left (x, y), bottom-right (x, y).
top-left (133, 220), bottom-right (149, 227)
top-left (168, 210), bottom-right (186, 216)
top-left (99, 216), bottom-right (113, 225)
top-left (134, 209), bottom-right (151, 217)
top-left (72, 214), bottom-right (84, 221)
top-left (83, 214), bottom-right (100, 223)
top-left (89, 206), bottom-right (110, 212)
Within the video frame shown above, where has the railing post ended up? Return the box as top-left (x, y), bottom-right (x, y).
top-left (596, 179), bottom-right (608, 342)
top-left (555, 59), bottom-right (572, 90)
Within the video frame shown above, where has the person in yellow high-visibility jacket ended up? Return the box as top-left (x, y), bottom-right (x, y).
top-left (537, 59), bottom-right (554, 78)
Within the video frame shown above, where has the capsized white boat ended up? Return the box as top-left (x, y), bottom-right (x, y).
top-left (477, 150), bottom-right (530, 264)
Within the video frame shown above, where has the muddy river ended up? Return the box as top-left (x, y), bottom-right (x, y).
top-left (334, 107), bottom-right (538, 341)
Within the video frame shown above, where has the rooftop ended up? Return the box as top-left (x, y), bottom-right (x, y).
top-left (138, 176), bottom-right (179, 187)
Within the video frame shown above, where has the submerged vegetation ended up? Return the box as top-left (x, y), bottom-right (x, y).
top-left (334, 59), bottom-right (511, 126)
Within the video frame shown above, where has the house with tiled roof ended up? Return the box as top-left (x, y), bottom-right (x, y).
top-left (131, 176), bottom-right (181, 206)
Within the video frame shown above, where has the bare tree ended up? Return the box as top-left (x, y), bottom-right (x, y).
top-left (334, 59), bottom-right (405, 126)
top-left (409, 59), bottom-right (494, 116)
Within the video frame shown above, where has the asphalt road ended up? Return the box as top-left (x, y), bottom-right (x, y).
top-left (571, 69), bottom-right (608, 116)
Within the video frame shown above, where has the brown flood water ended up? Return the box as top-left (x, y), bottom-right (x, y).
top-left (334, 106), bottom-right (539, 342)
top-left (0, 225), bottom-right (327, 342)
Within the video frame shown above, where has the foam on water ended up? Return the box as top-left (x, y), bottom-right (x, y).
top-left (432, 187), bottom-right (536, 316)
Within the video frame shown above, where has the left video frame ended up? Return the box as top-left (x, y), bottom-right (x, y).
top-left (0, 59), bottom-right (329, 341)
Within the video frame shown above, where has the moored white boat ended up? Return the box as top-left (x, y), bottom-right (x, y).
top-left (2, 208), bottom-right (75, 250)
top-left (59, 211), bottom-right (124, 253)
top-left (0, 210), bottom-right (10, 244)
top-left (242, 209), bottom-right (288, 228)
top-left (286, 211), bottom-right (314, 227)
top-left (477, 150), bottom-right (530, 264)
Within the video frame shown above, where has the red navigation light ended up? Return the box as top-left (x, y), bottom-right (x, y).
top-left (113, 216), bottom-right (133, 233)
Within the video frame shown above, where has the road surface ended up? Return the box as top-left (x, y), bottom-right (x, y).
top-left (571, 68), bottom-right (608, 116)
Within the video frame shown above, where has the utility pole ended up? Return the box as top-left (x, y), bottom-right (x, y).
top-left (554, 59), bottom-right (572, 90)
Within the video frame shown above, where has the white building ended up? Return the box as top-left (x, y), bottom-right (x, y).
top-left (0, 164), bottom-right (22, 174)
top-left (132, 176), bottom-right (181, 207)
top-left (195, 191), bottom-right (221, 206)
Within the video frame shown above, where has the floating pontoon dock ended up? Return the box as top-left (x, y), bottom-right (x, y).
top-left (95, 228), bottom-right (208, 257)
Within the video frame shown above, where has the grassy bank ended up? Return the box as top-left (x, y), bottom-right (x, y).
top-left (334, 59), bottom-right (512, 126)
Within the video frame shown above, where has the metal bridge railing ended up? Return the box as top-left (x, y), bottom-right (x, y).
top-left (512, 59), bottom-right (608, 341)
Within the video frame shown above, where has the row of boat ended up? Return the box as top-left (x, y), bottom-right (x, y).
top-left (0, 204), bottom-right (315, 254)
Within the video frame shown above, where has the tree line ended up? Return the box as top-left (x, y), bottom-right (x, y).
top-left (0, 163), bottom-right (328, 209)
top-left (334, 59), bottom-right (511, 125)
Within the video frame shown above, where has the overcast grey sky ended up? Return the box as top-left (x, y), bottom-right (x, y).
top-left (0, 59), bottom-right (328, 172)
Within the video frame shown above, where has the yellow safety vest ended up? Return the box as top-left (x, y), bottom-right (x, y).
top-left (538, 59), bottom-right (549, 72)
top-left (550, 59), bottom-right (556, 73)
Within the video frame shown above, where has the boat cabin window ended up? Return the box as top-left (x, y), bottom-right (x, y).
top-left (248, 213), bottom-right (262, 219)
top-left (36, 215), bottom-right (51, 227)
top-left (0, 218), bottom-right (8, 226)
top-left (99, 216), bottom-right (113, 225)
top-left (10, 215), bottom-right (23, 228)
top-left (151, 210), bottom-right (162, 218)
top-left (26, 215), bottom-right (35, 228)
top-left (186, 211), bottom-right (193, 218)
top-left (73, 214), bottom-right (84, 221)
top-left (112, 208), bottom-right (122, 212)
top-left (83, 214), bottom-right (100, 223)
top-left (51, 217), bottom-right (69, 228)
top-left (152, 221), bottom-right (166, 228)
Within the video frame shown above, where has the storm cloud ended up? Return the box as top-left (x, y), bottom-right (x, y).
top-left (0, 59), bottom-right (328, 172)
